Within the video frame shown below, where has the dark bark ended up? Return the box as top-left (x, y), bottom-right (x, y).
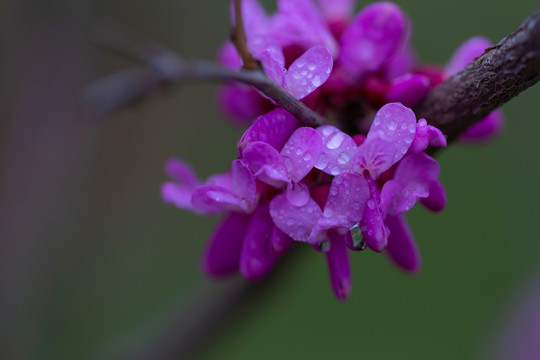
top-left (415, 9), bottom-right (540, 142)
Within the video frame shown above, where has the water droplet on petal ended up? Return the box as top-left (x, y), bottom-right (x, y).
top-left (303, 152), bottom-right (312, 161)
top-left (308, 63), bottom-right (316, 71)
top-left (367, 199), bottom-right (375, 209)
top-left (326, 131), bottom-right (345, 149)
top-left (388, 121), bottom-right (397, 130)
top-left (338, 152), bottom-right (350, 164)
top-left (312, 75), bottom-right (322, 87)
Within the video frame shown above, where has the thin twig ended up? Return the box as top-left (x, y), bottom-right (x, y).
top-left (415, 9), bottom-right (540, 142)
top-left (84, 19), bottom-right (325, 126)
top-left (231, 0), bottom-right (258, 70)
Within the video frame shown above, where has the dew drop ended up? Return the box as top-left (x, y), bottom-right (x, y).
top-left (308, 63), bottom-right (316, 71)
top-left (330, 167), bottom-right (340, 176)
top-left (303, 152), bottom-right (312, 161)
top-left (326, 131), bottom-right (345, 149)
top-left (296, 148), bottom-right (303, 155)
top-left (388, 121), bottom-right (397, 130)
top-left (325, 208), bottom-right (333, 217)
top-left (312, 75), bottom-right (322, 87)
top-left (318, 240), bottom-right (331, 252)
top-left (367, 199), bottom-right (375, 209)
top-left (338, 152), bottom-right (350, 164)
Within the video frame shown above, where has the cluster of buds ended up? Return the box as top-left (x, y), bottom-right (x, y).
top-left (162, 0), bottom-right (503, 300)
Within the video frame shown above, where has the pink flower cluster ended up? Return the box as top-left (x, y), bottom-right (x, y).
top-left (162, 0), bottom-right (503, 300)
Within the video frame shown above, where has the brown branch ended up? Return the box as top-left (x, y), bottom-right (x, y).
top-left (231, 0), bottom-right (258, 70)
top-left (84, 19), bottom-right (325, 126)
top-left (415, 9), bottom-right (540, 142)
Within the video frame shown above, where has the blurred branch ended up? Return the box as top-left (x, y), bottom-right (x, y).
top-left (231, 0), bottom-right (258, 70)
top-left (84, 19), bottom-right (325, 126)
top-left (415, 9), bottom-right (540, 142)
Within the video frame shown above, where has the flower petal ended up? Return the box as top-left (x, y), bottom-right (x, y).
top-left (324, 173), bottom-right (370, 226)
top-left (238, 108), bottom-right (300, 155)
top-left (231, 160), bottom-right (257, 211)
top-left (339, 2), bottom-right (407, 77)
top-left (240, 203), bottom-right (279, 281)
top-left (317, 0), bottom-right (354, 21)
top-left (315, 125), bottom-right (357, 175)
top-left (269, 192), bottom-right (322, 243)
top-left (202, 212), bottom-right (252, 276)
top-left (385, 214), bottom-right (421, 272)
top-left (285, 46), bottom-right (333, 100)
top-left (460, 110), bottom-right (505, 142)
top-left (446, 36), bottom-right (492, 77)
top-left (242, 141), bottom-right (290, 187)
top-left (385, 74), bottom-right (430, 107)
top-left (325, 231), bottom-right (352, 301)
top-left (164, 157), bottom-right (200, 188)
top-left (280, 127), bottom-right (322, 182)
top-left (274, 0), bottom-right (338, 55)
top-left (420, 180), bottom-right (447, 212)
top-left (270, 225), bottom-right (294, 256)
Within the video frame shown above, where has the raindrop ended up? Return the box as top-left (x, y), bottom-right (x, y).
top-left (312, 75), bottom-right (322, 87)
top-left (350, 224), bottom-right (367, 251)
top-left (388, 121), bottom-right (397, 130)
top-left (308, 63), bottom-right (316, 71)
top-left (326, 131), bottom-right (345, 149)
top-left (318, 240), bottom-right (331, 252)
top-left (338, 152), bottom-right (350, 164)
top-left (303, 153), bottom-right (312, 161)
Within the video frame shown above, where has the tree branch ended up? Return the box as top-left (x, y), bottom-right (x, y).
top-left (84, 19), bottom-right (325, 127)
top-left (415, 9), bottom-right (540, 142)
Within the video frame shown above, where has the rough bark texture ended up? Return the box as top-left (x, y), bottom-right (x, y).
top-left (415, 9), bottom-right (540, 142)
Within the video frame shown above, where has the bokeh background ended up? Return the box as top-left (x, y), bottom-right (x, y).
top-left (1, 0), bottom-right (540, 359)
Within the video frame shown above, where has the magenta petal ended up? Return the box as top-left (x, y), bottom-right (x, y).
top-left (385, 214), bottom-right (421, 272)
top-left (274, 0), bottom-right (338, 54)
top-left (161, 182), bottom-right (197, 212)
top-left (317, 0), bottom-right (354, 21)
top-left (238, 108), bottom-right (300, 155)
top-left (285, 46), bottom-right (333, 99)
top-left (242, 142), bottom-right (290, 187)
top-left (258, 48), bottom-right (286, 87)
top-left (270, 225), bottom-right (294, 256)
top-left (191, 185), bottom-right (245, 213)
top-left (409, 118), bottom-right (429, 154)
top-left (361, 178), bottom-right (389, 252)
top-left (280, 127), bottom-right (322, 182)
top-left (460, 109), bottom-right (505, 142)
top-left (315, 125), bottom-right (357, 175)
top-left (164, 158), bottom-right (200, 188)
top-left (427, 124), bottom-right (447, 147)
top-left (203, 212), bottom-right (252, 276)
top-left (240, 204), bottom-right (279, 281)
top-left (269, 192), bottom-right (322, 243)
top-left (421, 180), bottom-right (447, 212)
top-left (353, 137), bottom-right (396, 179)
top-left (324, 173), bottom-right (370, 225)
top-left (383, 153), bottom-right (440, 215)
top-left (325, 231), bottom-right (352, 301)
top-left (446, 36), bottom-right (492, 77)
top-left (231, 160), bottom-right (257, 211)
top-left (217, 85), bottom-right (267, 125)
top-left (339, 2), bottom-right (406, 77)
top-left (385, 74), bottom-right (430, 107)
top-left (217, 42), bottom-right (241, 69)
top-left (367, 103), bottom-right (417, 163)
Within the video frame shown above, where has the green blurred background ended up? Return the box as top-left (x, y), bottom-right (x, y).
top-left (1, 0), bottom-right (540, 359)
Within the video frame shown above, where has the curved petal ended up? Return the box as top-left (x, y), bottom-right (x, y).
top-left (385, 74), bottom-right (430, 107)
top-left (280, 127), bottom-right (322, 182)
top-left (270, 225), bottom-right (294, 256)
top-left (161, 182), bottom-right (198, 212)
top-left (361, 178), bottom-right (389, 252)
top-left (164, 157), bottom-right (200, 188)
top-left (325, 231), bottom-right (352, 301)
top-left (385, 214), bottom-right (421, 272)
top-left (242, 142), bottom-right (290, 187)
top-left (460, 110), bottom-right (505, 142)
top-left (231, 160), bottom-right (257, 211)
top-left (339, 2), bottom-right (407, 77)
top-left (269, 192), bottom-right (322, 243)
top-left (202, 212), bottom-right (252, 276)
top-left (285, 46), bottom-right (333, 100)
top-left (420, 180), bottom-right (447, 212)
top-left (240, 204), bottom-right (279, 281)
top-left (274, 0), bottom-right (338, 54)
top-left (238, 108), bottom-right (300, 155)
top-left (258, 48), bottom-right (286, 87)
top-left (445, 36), bottom-right (492, 77)
top-left (317, 0), bottom-right (354, 21)
top-left (324, 173), bottom-right (370, 225)
top-left (315, 125), bottom-right (357, 175)
top-left (217, 85), bottom-right (268, 125)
